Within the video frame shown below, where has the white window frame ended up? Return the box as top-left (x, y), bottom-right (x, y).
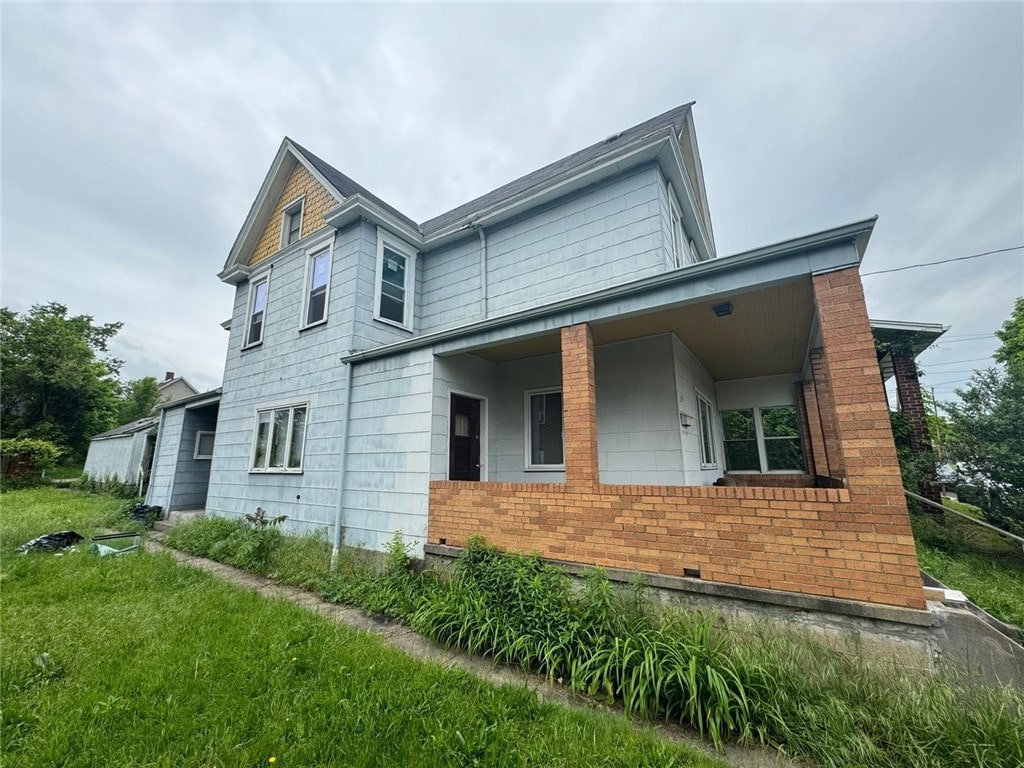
top-left (299, 234), bottom-right (335, 330)
top-left (523, 387), bottom-right (565, 471)
top-left (667, 183), bottom-right (687, 268)
top-left (242, 270), bottom-right (271, 350)
top-left (249, 401), bottom-right (309, 474)
top-left (695, 391), bottom-right (718, 469)
top-left (280, 196), bottom-right (305, 248)
top-left (193, 431), bottom-right (215, 460)
top-left (373, 227), bottom-right (417, 332)
top-left (721, 404), bottom-right (806, 474)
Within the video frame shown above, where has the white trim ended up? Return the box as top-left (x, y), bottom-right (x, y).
top-left (373, 226), bottom-right (417, 332)
top-left (299, 232), bottom-right (336, 330)
top-left (446, 389), bottom-right (488, 481)
top-left (667, 182), bottom-right (685, 268)
top-left (248, 400), bottom-right (309, 474)
top-left (721, 404), bottom-right (806, 474)
top-left (694, 389), bottom-right (718, 469)
top-left (523, 387), bottom-right (565, 471)
top-left (280, 195), bottom-right (306, 249)
top-left (193, 431), bottom-right (215, 460)
top-left (242, 270), bottom-right (272, 350)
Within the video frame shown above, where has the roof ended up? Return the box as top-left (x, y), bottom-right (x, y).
top-left (871, 319), bottom-right (949, 382)
top-left (289, 140), bottom-right (420, 231)
top-left (156, 388), bottom-right (222, 411)
top-left (90, 416), bottom-right (160, 441)
top-left (420, 103), bottom-right (693, 234)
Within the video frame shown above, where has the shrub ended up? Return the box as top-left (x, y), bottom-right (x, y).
top-left (0, 438), bottom-right (63, 490)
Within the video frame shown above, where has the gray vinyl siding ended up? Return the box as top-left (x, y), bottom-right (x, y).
top-left (430, 353), bottom-right (498, 480)
top-left (146, 409), bottom-right (184, 509)
top-left (671, 334), bottom-right (723, 485)
top-left (84, 433), bottom-right (144, 484)
top-left (168, 407), bottom-right (218, 510)
top-left (417, 164), bottom-right (669, 333)
top-left (596, 336), bottom-right (684, 485)
top-left (342, 348), bottom-right (434, 553)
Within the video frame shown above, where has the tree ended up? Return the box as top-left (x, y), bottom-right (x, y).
top-left (1, 303), bottom-right (123, 460)
top-left (117, 377), bottom-right (162, 424)
top-left (994, 296), bottom-right (1024, 365)
top-left (943, 297), bottom-right (1024, 534)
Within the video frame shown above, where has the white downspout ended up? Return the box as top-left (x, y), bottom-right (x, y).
top-left (478, 226), bottom-right (488, 319)
top-left (330, 360), bottom-right (355, 571)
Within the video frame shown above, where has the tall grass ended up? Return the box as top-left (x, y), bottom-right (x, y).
top-left (165, 519), bottom-right (1024, 768)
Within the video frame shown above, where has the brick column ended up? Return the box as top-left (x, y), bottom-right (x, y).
top-left (801, 379), bottom-right (830, 478)
top-left (811, 269), bottom-right (905, 507)
top-left (809, 347), bottom-right (844, 480)
top-left (892, 353), bottom-right (941, 503)
top-left (560, 324), bottom-right (600, 489)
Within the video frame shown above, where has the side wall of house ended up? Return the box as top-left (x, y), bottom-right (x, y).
top-left (342, 348), bottom-right (434, 554)
top-left (168, 408), bottom-right (218, 511)
top-left (491, 353), bottom-right (565, 483)
top-left (84, 437), bottom-right (135, 483)
top-left (430, 354), bottom-right (499, 481)
top-left (670, 334), bottom-right (723, 485)
top-left (418, 164), bottom-right (671, 333)
top-left (146, 409), bottom-right (185, 509)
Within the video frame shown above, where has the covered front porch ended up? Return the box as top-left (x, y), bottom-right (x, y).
top-left (425, 266), bottom-right (926, 611)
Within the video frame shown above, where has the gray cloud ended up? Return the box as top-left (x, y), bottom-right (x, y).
top-left (3, 2), bottom-right (1021, 402)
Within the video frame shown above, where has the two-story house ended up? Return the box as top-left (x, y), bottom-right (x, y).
top-left (147, 103), bottom-right (946, 616)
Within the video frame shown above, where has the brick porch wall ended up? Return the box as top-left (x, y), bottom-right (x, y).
top-left (429, 272), bottom-right (925, 610)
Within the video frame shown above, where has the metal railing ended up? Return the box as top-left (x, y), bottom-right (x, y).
top-left (905, 489), bottom-right (1024, 550)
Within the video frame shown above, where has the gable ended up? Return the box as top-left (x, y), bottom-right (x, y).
top-left (249, 162), bottom-right (338, 266)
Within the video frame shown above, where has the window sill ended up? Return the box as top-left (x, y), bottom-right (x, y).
top-left (248, 468), bottom-right (304, 475)
top-left (299, 319), bottom-right (327, 333)
top-left (241, 341), bottom-right (263, 352)
top-left (700, 464), bottom-right (720, 471)
top-left (372, 315), bottom-right (414, 333)
top-left (194, 456), bottom-right (213, 461)
top-left (725, 470), bottom-right (807, 475)
top-left (524, 465), bottom-right (566, 472)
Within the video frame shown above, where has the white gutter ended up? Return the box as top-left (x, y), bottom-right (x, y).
top-left (478, 227), bottom-right (488, 318)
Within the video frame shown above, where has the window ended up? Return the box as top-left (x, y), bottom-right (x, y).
top-left (525, 388), bottom-right (564, 469)
top-left (251, 403), bottom-right (307, 472)
top-left (373, 228), bottom-right (417, 330)
top-left (244, 276), bottom-right (270, 348)
top-left (696, 393), bottom-right (717, 467)
top-left (303, 247), bottom-right (331, 327)
top-left (194, 431), bottom-right (215, 460)
top-left (721, 405), bottom-right (805, 473)
top-left (282, 198), bottom-right (304, 247)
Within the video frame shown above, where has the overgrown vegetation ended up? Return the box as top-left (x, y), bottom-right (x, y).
top-left (167, 518), bottom-right (1024, 768)
top-left (911, 505), bottom-right (1024, 628)
top-left (0, 438), bottom-right (63, 490)
top-left (3, 488), bottom-right (713, 768)
top-left (74, 473), bottom-right (140, 499)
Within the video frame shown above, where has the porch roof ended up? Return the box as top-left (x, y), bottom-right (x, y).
top-left (340, 217), bottom-right (876, 369)
top-left (871, 320), bottom-right (949, 382)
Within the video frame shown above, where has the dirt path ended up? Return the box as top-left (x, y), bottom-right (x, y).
top-left (146, 538), bottom-right (804, 768)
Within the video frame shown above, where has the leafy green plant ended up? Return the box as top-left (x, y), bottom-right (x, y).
top-left (0, 438), bottom-right (63, 490)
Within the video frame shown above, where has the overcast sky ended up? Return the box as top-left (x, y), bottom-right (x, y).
top-left (3, 2), bottom-right (1022, 405)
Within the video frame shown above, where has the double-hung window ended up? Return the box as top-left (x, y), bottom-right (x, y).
top-left (525, 388), bottom-right (564, 469)
top-left (282, 198), bottom-right (304, 247)
top-left (244, 276), bottom-right (270, 348)
top-left (303, 247), bottom-right (331, 327)
top-left (251, 403), bottom-right (307, 472)
top-left (721, 405), bottom-right (805, 473)
top-left (696, 392), bottom-right (717, 467)
top-left (374, 228), bottom-right (416, 330)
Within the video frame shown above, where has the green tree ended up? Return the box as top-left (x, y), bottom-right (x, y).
top-left (117, 376), bottom-right (162, 424)
top-left (1, 303), bottom-right (123, 460)
top-left (944, 297), bottom-right (1024, 534)
top-left (994, 296), bottom-right (1024, 365)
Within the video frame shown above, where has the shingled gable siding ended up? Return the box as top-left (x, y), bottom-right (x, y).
top-left (249, 163), bottom-right (337, 267)
top-left (429, 310), bottom-right (926, 611)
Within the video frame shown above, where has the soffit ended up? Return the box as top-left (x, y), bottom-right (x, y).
top-left (472, 278), bottom-right (816, 379)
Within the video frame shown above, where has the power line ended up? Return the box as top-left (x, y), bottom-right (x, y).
top-left (861, 245), bottom-right (1023, 276)
top-left (922, 356), bottom-right (994, 366)
top-left (934, 337), bottom-right (1001, 345)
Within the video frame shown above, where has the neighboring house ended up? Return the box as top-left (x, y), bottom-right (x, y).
top-left (147, 102), bottom-right (945, 615)
top-left (83, 416), bottom-right (159, 492)
top-left (158, 371), bottom-right (199, 404)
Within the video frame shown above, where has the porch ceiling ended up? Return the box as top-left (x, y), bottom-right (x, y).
top-left (472, 277), bottom-right (816, 380)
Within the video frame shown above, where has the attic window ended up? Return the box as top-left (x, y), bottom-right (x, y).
top-left (282, 198), bottom-right (304, 247)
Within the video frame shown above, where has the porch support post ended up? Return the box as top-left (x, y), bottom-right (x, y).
top-left (560, 323), bottom-right (600, 490)
top-left (892, 352), bottom-right (941, 503)
top-left (809, 347), bottom-right (843, 480)
top-left (811, 268), bottom-right (905, 508)
top-left (801, 379), bottom-right (830, 478)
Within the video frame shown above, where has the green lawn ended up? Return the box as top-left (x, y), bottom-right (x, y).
top-left (912, 502), bottom-right (1024, 628)
top-left (0, 489), bottom-right (719, 768)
